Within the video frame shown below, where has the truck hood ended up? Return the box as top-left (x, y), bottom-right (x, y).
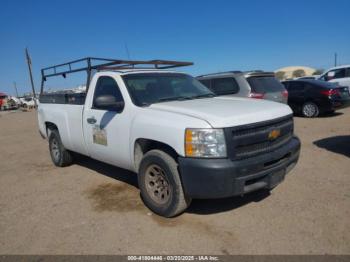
top-left (149, 97), bottom-right (292, 128)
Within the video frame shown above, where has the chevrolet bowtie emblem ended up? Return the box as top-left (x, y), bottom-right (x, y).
top-left (268, 129), bottom-right (281, 140)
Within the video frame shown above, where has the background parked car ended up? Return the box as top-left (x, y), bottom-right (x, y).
top-left (296, 75), bottom-right (320, 80)
top-left (19, 97), bottom-right (36, 108)
top-left (0, 94), bottom-right (21, 111)
top-left (9, 96), bottom-right (21, 106)
top-left (0, 92), bottom-right (8, 110)
top-left (196, 71), bottom-right (288, 104)
top-left (7, 97), bottom-right (19, 110)
top-left (318, 65), bottom-right (350, 88)
top-left (282, 79), bottom-right (350, 117)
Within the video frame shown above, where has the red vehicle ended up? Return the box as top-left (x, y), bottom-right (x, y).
top-left (0, 92), bottom-right (8, 110)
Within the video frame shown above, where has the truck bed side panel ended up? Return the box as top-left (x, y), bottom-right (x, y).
top-left (38, 103), bottom-right (88, 156)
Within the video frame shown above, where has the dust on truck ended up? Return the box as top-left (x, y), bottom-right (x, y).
top-left (38, 57), bottom-right (300, 217)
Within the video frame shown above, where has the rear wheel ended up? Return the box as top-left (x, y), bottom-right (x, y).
top-left (49, 129), bottom-right (73, 167)
top-left (302, 102), bottom-right (319, 117)
top-left (138, 150), bottom-right (191, 217)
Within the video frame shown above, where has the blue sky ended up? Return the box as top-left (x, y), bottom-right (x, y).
top-left (0, 0), bottom-right (349, 95)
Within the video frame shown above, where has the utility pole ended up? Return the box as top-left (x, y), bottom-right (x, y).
top-left (13, 81), bottom-right (19, 97)
top-left (334, 52), bottom-right (337, 67)
top-left (25, 47), bottom-right (37, 107)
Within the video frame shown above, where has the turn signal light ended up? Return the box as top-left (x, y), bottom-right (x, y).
top-left (282, 90), bottom-right (289, 98)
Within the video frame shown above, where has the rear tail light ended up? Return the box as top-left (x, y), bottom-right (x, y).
top-left (320, 89), bottom-right (340, 96)
top-left (249, 92), bottom-right (265, 99)
top-left (282, 90), bottom-right (288, 98)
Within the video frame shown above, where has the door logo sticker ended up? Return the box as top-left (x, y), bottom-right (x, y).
top-left (93, 125), bottom-right (107, 146)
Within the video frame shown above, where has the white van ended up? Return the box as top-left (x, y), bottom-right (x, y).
top-left (319, 65), bottom-right (350, 88)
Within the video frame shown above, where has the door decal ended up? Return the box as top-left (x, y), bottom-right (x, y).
top-left (93, 125), bottom-right (107, 146)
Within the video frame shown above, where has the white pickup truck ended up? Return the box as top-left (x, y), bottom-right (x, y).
top-left (38, 58), bottom-right (300, 217)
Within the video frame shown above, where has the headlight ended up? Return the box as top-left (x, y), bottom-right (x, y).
top-left (185, 128), bottom-right (227, 158)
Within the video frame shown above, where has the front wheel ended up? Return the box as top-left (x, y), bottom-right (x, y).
top-left (138, 150), bottom-right (191, 217)
top-left (302, 102), bottom-right (319, 118)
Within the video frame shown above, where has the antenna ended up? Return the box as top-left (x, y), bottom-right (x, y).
top-left (125, 42), bottom-right (131, 60)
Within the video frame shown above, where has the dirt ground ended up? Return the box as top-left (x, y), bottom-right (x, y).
top-left (0, 108), bottom-right (349, 255)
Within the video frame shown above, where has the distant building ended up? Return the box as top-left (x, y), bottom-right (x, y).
top-left (275, 66), bottom-right (316, 80)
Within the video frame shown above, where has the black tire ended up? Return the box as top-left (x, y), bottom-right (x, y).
top-left (302, 102), bottom-right (319, 118)
top-left (138, 150), bottom-right (191, 217)
top-left (49, 129), bottom-right (73, 167)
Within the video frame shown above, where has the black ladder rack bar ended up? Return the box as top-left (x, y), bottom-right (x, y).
top-left (40, 57), bottom-right (193, 94)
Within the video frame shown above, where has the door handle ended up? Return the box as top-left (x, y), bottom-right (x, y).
top-left (87, 117), bottom-right (97, 124)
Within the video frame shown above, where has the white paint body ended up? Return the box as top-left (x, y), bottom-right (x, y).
top-left (318, 65), bottom-right (350, 88)
top-left (38, 70), bottom-right (293, 173)
top-left (20, 97), bottom-right (36, 107)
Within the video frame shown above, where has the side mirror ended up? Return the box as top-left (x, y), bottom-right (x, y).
top-left (94, 95), bottom-right (125, 112)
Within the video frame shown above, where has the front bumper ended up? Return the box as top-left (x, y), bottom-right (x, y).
top-left (178, 136), bottom-right (300, 199)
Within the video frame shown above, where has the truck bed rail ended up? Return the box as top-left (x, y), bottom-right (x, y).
top-left (39, 93), bottom-right (86, 105)
top-left (40, 57), bottom-right (193, 95)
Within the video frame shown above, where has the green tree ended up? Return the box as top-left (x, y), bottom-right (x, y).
top-left (275, 71), bottom-right (286, 80)
top-left (292, 69), bottom-right (306, 78)
top-left (313, 69), bottom-right (324, 75)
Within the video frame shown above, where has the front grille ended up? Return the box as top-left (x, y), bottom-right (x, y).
top-left (225, 115), bottom-right (294, 160)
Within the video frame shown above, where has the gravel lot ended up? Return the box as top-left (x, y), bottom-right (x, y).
top-left (0, 108), bottom-right (349, 255)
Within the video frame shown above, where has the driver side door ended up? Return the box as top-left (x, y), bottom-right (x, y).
top-left (83, 75), bottom-right (130, 169)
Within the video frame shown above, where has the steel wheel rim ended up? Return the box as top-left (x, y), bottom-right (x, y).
top-left (144, 164), bottom-right (171, 205)
top-left (51, 138), bottom-right (60, 162)
top-left (303, 103), bottom-right (316, 117)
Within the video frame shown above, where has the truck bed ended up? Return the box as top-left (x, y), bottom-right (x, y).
top-left (38, 99), bottom-right (88, 156)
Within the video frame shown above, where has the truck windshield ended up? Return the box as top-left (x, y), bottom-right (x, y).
top-left (122, 73), bottom-right (215, 106)
top-left (247, 76), bottom-right (285, 93)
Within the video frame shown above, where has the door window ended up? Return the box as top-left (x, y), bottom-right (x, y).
top-left (325, 68), bottom-right (346, 81)
top-left (211, 77), bottom-right (240, 95)
top-left (93, 76), bottom-right (124, 110)
top-left (345, 68), bottom-right (350, 77)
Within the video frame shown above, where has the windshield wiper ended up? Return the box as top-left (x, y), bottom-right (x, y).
top-left (157, 96), bottom-right (193, 103)
top-left (191, 93), bottom-right (217, 99)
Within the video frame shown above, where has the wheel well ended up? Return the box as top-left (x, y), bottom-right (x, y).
top-left (134, 139), bottom-right (179, 170)
top-left (45, 122), bottom-right (58, 136)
